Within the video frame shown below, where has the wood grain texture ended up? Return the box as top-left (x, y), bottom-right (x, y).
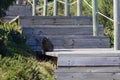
top-left (58, 56), bottom-right (120, 66)
top-left (55, 72), bottom-right (120, 80)
top-left (20, 16), bottom-right (92, 25)
top-left (56, 67), bottom-right (120, 73)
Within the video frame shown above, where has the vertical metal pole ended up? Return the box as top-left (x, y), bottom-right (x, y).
top-left (77, 0), bottom-right (82, 16)
top-left (32, 0), bottom-right (36, 16)
top-left (114, 0), bottom-right (120, 50)
top-left (54, 0), bottom-right (58, 16)
top-left (65, 0), bottom-right (70, 16)
top-left (43, 0), bottom-right (48, 16)
top-left (92, 0), bottom-right (99, 36)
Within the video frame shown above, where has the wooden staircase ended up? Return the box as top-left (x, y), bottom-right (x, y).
top-left (20, 16), bottom-right (110, 49)
top-left (5, 3), bottom-right (120, 80)
top-left (18, 16), bottom-right (120, 80)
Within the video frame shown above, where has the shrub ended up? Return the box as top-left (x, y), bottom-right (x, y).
top-left (0, 56), bottom-right (55, 80)
top-left (0, 22), bottom-right (56, 80)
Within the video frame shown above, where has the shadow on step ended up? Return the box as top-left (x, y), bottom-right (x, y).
top-left (35, 51), bottom-right (58, 65)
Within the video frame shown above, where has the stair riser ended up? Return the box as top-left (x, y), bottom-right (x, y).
top-left (25, 35), bottom-right (109, 48)
top-left (56, 73), bottom-right (120, 80)
top-left (51, 40), bottom-right (109, 48)
top-left (58, 56), bottom-right (120, 66)
top-left (56, 67), bottom-right (120, 73)
top-left (55, 67), bottom-right (120, 80)
top-left (28, 41), bottom-right (109, 49)
top-left (6, 5), bottom-right (32, 16)
top-left (50, 38), bottom-right (109, 48)
top-left (22, 26), bottom-right (103, 36)
top-left (20, 16), bottom-right (92, 25)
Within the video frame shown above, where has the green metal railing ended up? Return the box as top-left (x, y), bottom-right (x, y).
top-left (29, 0), bottom-right (83, 16)
top-left (113, 0), bottom-right (120, 50)
top-left (91, 0), bottom-right (120, 50)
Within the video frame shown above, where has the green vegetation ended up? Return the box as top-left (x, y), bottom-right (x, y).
top-left (0, 22), bottom-right (56, 80)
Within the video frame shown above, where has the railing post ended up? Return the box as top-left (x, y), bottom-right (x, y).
top-left (32, 0), bottom-right (36, 16)
top-left (114, 0), bottom-right (120, 50)
top-left (77, 0), bottom-right (82, 16)
top-left (54, 0), bottom-right (58, 16)
top-left (65, 0), bottom-right (70, 16)
top-left (92, 0), bottom-right (99, 36)
top-left (43, 0), bottom-right (48, 16)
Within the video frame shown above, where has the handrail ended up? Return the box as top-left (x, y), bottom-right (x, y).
top-left (9, 16), bottom-right (19, 24)
top-left (26, 0), bottom-right (32, 5)
top-left (83, 0), bottom-right (92, 9)
top-left (70, 1), bottom-right (77, 5)
top-left (82, 0), bottom-right (114, 22)
top-left (84, 0), bottom-right (120, 50)
top-left (97, 12), bottom-right (114, 22)
top-left (58, 0), bottom-right (65, 4)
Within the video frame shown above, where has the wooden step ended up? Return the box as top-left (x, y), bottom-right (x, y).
top-left (25, 35), bottom-right (110, 49)
top-left (22, 25), bottom-right (104, 36)
top-left (46, 49), bottom-right (120, 66)
top-left (47, 35), bottom-right (110, 48)
top-left (20, 16), bottom-right (92, 25)
top-left (55, 67), bottom-right (120, 80)
top-left (47, 49), bottom-right (120, 80)
top-left (37, 35), bottom-right (109, 48)
top-left (6, 5), bottom-right (32, 16)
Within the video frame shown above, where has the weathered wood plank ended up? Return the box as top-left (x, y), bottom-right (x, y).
top-left (56, 67), bottom-right (120, 73)
top-left (22, 25), bottom-right (104, 35)
top-left (20, 16), bottom-right (92, 25)
top-left (46, 49), bottom-right (120, 57)
top-left (58, 56), bottom-right (120, 66)
top-left (55, 72), bottom-right (120, 80)
top-left (6, 5), bottom-right (32, 16)
top-left (50, 38), bottom-right (109, 48)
